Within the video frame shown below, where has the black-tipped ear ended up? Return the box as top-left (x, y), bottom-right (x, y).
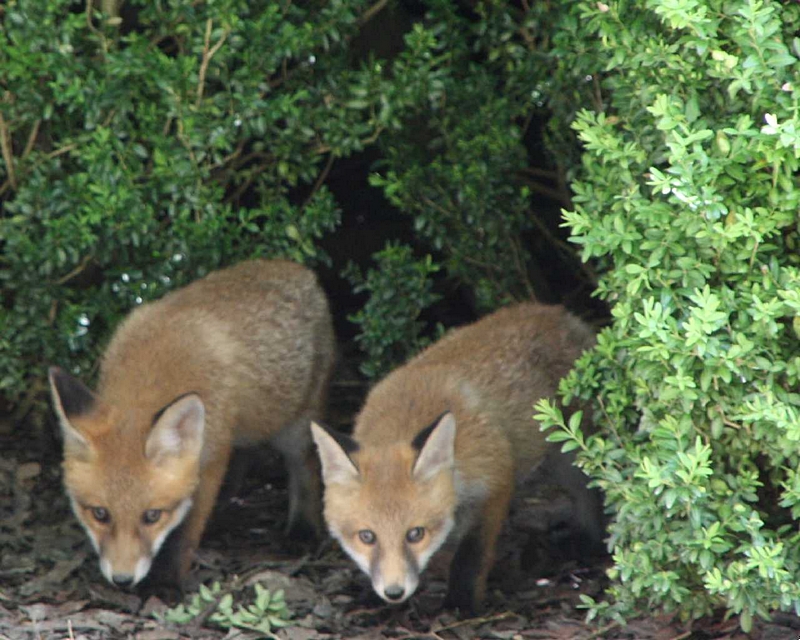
top-left (48, 366), bottom-right (98, 457)
top-left (412, 412), bottom-right (456, 482)
top-left (310, 421), bottom-right (360, 485)
top-left (49, 366), bottom-right (97, 419)
top-left (412, 410), bottom-right (451, 452)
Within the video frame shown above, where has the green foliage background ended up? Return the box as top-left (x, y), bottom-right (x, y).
top-left (2, 0), bottom-right (800, 628)
top-left (536, 0), bottom-right (800, 630)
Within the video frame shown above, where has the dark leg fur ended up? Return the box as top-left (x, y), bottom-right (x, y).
top-left (271, 419), bottom-right (323, 541)
top-left (286, 511), bottom-right (319, 542)
top-left (217, 447), bottom-right (258, 505)
top-left (539, 448), bottom-right (607, 550)
top-left (445, 474), bottom-right (513, 615)
top-left (444, 528), bottom-right (484, 614)
top-left (136, 524), bottom-right (185, 602)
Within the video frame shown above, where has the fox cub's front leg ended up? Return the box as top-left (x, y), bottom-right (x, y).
top-left (445, 476), bottom-right (513, 613)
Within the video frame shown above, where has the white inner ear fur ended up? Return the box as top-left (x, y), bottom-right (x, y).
top-left (145, 394), bottom-right (205, 464)
top-left (412, 412), bottom-right (456, 482)
top-left (59, 418), bottom-right (92, 459)
top-left (311, 421), bottom-right (360, 485)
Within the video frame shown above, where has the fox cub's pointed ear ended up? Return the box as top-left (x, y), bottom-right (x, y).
top-left (310, 421), bottom-right (360, 485)
top-left (412, 412), bottom-right (456, 482)
top-left (146, 393), bottom-right (205, 465)
top-left (48, 366), bottom-right (99, 457)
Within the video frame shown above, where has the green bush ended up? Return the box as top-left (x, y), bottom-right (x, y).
top-left (6, 0), bottom-right (798, 628)
top-left (344, 242), bottom-right (441, 379)
top-left (0, 0), bottom-right (456, 404)
top-left (370, 0), bottom-right (573, 311)
top-left (1, 0), bottom-right (577, 407)
top-left (537, 0), bottom-right (800, 629)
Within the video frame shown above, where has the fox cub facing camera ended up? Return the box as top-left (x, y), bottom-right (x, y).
top-left (312, 302), bottom-right (604, 613)
top-left (49, 259), bottom-right (336, 588)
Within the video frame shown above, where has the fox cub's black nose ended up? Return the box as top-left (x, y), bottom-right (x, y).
top-left (384, 585), bottom-right (405, 601)
top-left (112, 574), bottom-right (134, 587)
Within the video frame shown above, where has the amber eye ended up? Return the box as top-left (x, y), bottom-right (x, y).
top-left (358, 529), bottom-right (376, 545)
top-left (142, 509), bottom-right (162, 525)
top-left (91, 507), bottom-right (110, 524)
top-left (406, 527), bottom-right (425, 543)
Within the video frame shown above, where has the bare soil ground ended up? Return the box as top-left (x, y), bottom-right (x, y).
top-left (1, 367), bottom-right (798, 640)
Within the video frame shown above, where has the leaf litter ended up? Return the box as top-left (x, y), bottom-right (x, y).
top-left (1, 373), bottom-right (798, 640)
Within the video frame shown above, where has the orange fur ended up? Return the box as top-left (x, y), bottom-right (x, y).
top-left (50, 259), bottom-right (335, 587)
top-left (313, 302), bottom-right (602, 612)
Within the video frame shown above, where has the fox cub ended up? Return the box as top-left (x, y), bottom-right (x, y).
top-left (49, 259), bottom-right (335, 588)
top-left (311, 302), bottom-right (603, 612)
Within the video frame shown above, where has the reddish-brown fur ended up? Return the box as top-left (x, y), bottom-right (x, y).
top-left (50, 259), bottom-right (335, 586)
top-left (313, 302), bottom-right (602, 612)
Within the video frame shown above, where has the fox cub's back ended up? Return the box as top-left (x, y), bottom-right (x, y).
top-left (355, 302), bottom-right (595, 470)
top-left (99, 259), bottom-right (334, 445)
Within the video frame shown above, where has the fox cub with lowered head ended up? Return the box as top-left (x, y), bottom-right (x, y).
top-left (49, 259), bottom-right (335, 588)
top-left (311, 302), bottom-right (603, 612)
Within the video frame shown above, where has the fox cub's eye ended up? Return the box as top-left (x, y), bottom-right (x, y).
top-left (91, 507), bottom-right (110, 524)
top-left (142, 509), bottom-right (162, 525)
top-left (406, 527), bottom-right (425, 543)
top-left (358, 529), bottom-right (376, 545)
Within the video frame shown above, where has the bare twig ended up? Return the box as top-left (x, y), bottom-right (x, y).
top-left (431, 610), bottom-right (515, 633)
top-left (359, 0), bottom-right (391, 26)
top-left (22, 119), bottom-right (41, 159)
top-left (162, 115), bottom-right (174, 137)
top-left (85, 0), bottom-right (99, 34)
top-left (0, 110), bottom-right (17, 191)
top-left (586, 621), bottom-right (621, 639)
top-left (303, 153), bottom-right (335, 207)
top-left (420, 195), bottom-right (456, 219)
top-left (519, 175), bottom-right (572, 207)
top-left (188, 585), bottom-right (232, 630)
top-left (210, 140), bottom-right (246, 171)
top-left (196, 19), bottom-right (230, 107)
top-left (394, 631), bottom-right (445, 640)
top-left (315, 126), bottom-right (384, 155)
top-left (175, 118), bottom-right (198, 168)
top-left (592, 73), bottom-right (603, 112)
top-left (507, 232), bottom-right (537, 300)
top-left (101, 0), bottom-right (120, 20)
top-left (48, 143), bottom-right (79, 160)
top-left (55, 254), bottom-right (95, 285)
top-left (226, 163), bottom-right (270, 205)
top-left (2, 143), bottom-right (81, 192)
top-left (85, 0), bottom-right (109, 55)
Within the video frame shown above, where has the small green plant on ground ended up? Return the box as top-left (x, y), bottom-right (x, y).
top-left (158, 581), bottom-right (291, 638)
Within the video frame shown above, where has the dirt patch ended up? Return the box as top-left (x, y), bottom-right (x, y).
top-left (1, 374), bottom-right (796, 639)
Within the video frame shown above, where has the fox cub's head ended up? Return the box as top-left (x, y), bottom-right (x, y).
top-left (311, 413), bottom-right (457, 604)
top-left (48, 367), bottom-right (204, 587)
